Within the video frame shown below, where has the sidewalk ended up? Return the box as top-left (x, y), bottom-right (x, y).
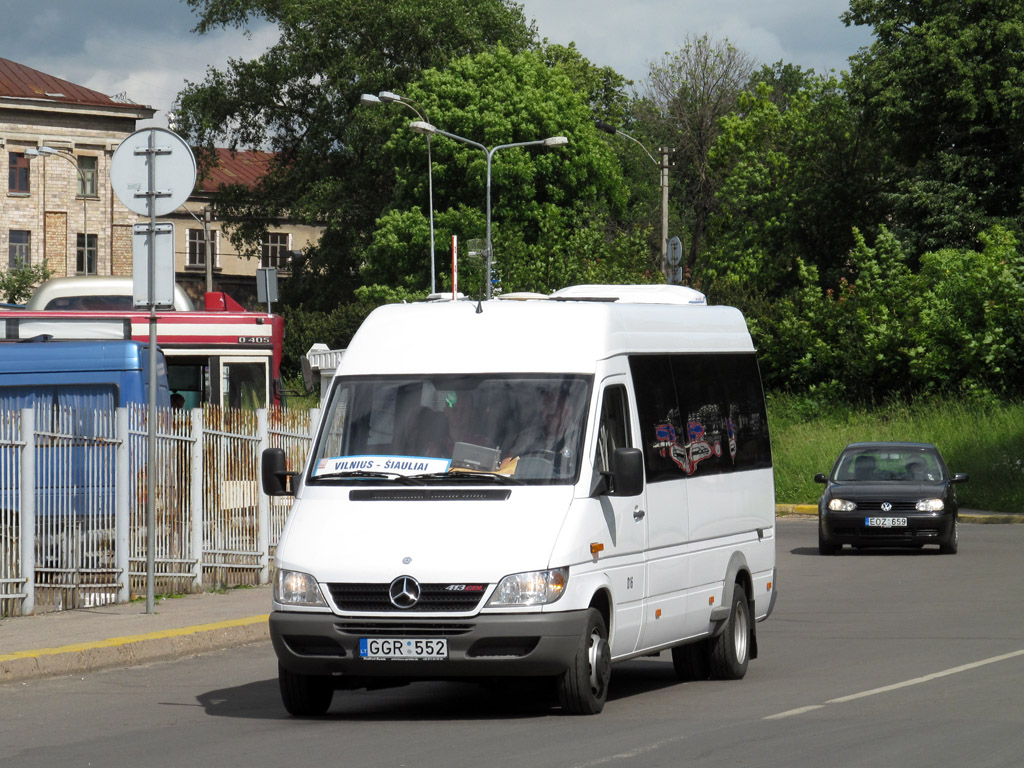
top-left (0, 585), bottom-right (271, 684)
top-left (3, 507), bottom-right (1020, 685)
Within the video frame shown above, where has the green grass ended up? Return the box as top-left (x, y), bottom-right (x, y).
top-left (768, 394), bottom-right (1024, 514)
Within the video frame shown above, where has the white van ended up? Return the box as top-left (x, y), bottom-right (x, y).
top-left (262, 284), bottom-right (777, 716)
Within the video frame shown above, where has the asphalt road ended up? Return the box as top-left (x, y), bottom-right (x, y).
top-left (3, 518), bottom-right (1023, 768)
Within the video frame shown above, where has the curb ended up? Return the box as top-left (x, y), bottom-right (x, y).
top-left (0, 614), bottom-right (269, 684)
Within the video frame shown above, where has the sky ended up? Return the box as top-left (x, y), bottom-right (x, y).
top-left (1, 0), bottom-right (874, 129)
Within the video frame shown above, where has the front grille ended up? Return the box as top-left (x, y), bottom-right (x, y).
top-left (855, 500), bottom-right (920, 513)
top-left (328, 583), bottom-right (487, 612)
top-left (334, 621), bottom-right (475, 637)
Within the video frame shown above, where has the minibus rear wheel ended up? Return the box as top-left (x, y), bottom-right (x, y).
top-left (709, 583), bottom-right (750, 680)
top-left (558, 608), bottom-right (611, 715)
top-left (279, 663), bottom-right (334, 716)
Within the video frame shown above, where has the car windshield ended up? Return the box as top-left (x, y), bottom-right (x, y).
top-left (309, 374), bottom-right (592, 485)
top-left (832, 447), bottom-right (945, 483)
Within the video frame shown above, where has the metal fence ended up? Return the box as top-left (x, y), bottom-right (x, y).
top-left (0, 403), bottom-right (318, 617)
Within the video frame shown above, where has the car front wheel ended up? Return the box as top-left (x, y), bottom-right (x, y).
top-left (940, 517), bottom-right (959, 555)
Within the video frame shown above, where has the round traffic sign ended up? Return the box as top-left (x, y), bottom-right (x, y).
top-left (110, 127), bottom-right (197, 217)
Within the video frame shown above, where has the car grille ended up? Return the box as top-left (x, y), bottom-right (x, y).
top-left (854, 499), bottom-right (921, 513)
top-left (327, 583), bottom-right (487, 612)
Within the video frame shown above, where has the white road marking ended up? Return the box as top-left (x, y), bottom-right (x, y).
top-left (766, 648), bottom-right (1024, 720)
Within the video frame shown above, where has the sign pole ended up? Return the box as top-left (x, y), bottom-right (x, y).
top-left (145, 130), bottom-right (158, 615)
top-left (112, 126), bottom-right (195, 616)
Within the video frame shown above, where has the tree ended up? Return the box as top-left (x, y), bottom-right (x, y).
top-left (640, 35), bottom-right (756, 279)
top-left (175, 0), bottom-right (535, 309)
top-left (364, 46), bottom-right (652, 295)
top-left (0, 261), bottom-right (50, 305)
top-left (708, 72), bottom-right (884, 299)
top-left (843, 0), bottom-right (1024, 253)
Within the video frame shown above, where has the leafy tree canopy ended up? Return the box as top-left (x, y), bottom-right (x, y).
top-left (176, 0), bottom-right (536, 308)
top-left (844, 0), bottom-right (1024, 251)
top-left (363, 45), bottom-right (653, 295)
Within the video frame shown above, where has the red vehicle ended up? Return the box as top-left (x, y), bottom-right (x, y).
top-left (0, 292), bottom-right (284, 409)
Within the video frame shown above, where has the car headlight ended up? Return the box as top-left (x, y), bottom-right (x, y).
top-left (275, 569), bottom-right (327, 607)
top-left (487, 568), bottom-right (568, 607)
top-left (828, 498), bottom-right (857, 512)
top-left (916, 499), bottom-right (945, 512)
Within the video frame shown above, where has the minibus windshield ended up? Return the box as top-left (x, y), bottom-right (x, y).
top-left (310, 374), bottom-right (592, 484)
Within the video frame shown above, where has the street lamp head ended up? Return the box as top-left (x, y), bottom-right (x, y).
top-left (543, 136), bottom-right (569, 147)
top-left (378, 91), bottom-right (401, 103)
top-left (409, 120), bottom-right (437, 136)
top-left (594, 119), bottom-right (618, 135)
top-left (24, 146), bottom-right (60, 156)
top-left (360, 93), bottom-right (382, 105)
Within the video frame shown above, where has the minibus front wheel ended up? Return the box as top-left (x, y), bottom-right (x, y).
top-left (557, 608), bottom-right (611, 715)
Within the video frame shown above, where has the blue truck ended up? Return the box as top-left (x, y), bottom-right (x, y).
top-left (0, 339), bottom-right (170, 527)
top-left (0, 338), bottom-right (169, 411)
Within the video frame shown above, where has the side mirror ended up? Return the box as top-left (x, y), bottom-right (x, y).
top-left (608, 447), bottom-right (644, 497)
top-left (952, 473), bottom-right (969, 483)
top-left (814, 473), bottom-right (827, 484)
top-left (300, 355), bottom-right (319, 396)
top-left (262, 447), bottom-right (298, 496)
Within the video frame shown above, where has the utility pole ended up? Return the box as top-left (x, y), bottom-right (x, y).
top-left (660, 147), bottom-right (671, 280)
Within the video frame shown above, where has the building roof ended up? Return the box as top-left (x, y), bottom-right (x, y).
top-left (0, 57), bottom-right (150, 113)
top-left (197, 148), bottom-right (274, 192)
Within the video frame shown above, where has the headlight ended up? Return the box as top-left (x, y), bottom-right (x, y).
top-left (487, 568), bottom-right (568, 607)
top-left (828, 498), bottom-right (857, 512)
top-left (916, 499), bottom-right (945, 512)
top-left (275, 569), bottom-right (327, 607)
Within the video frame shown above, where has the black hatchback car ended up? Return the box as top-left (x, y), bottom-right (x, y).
top-left (814, 442), bottom-right (968, 555)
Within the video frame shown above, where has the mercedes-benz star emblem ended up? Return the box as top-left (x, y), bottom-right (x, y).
top-left (881, 502), bottom-right (893, 512)
top-left (389, 576), bottom-right (421, 609)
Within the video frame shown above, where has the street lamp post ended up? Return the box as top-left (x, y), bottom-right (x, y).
top-left (361, 91), bottom-right (437, 294)
top-left (408, 121), bottom-right (568, 299)
top-left (27, 146), bottom-right (90, 273)
top-left (595, 120), bottom-right (671, 280)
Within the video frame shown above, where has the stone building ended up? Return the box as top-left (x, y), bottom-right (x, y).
top-left (2, 57), bottom-right (319, 309)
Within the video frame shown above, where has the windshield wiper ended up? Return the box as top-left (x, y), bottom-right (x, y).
top-left (315, 469), bottom-right (414, 483)
top-left (408, 470), bottom-right (522, 485)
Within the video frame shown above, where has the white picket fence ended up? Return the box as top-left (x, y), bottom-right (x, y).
top-left (0, 403), bottom-right (318, 616)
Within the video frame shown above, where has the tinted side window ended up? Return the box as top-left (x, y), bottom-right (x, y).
top-left (717, 354), bottom-right (772, 471)
top-left (629, 355), bottom-right (685, 482)
top-left (630, 352), bottom-right (771, 483)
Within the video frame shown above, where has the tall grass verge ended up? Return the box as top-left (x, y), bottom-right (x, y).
top-left (768, 394), bottom-right (1024, 514)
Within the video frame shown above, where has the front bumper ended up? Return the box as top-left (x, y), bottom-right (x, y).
top-left (270, 609), bottom-right (589, 680)
top-left (820, 511), bottom-right (955, 547)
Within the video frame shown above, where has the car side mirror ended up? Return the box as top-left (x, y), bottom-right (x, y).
top-left (262, 447), bottom-right (298, 496)
top-left (952, 473), bottom-right (969, 483)
top-left (814, 473), bottom-right (827, 483)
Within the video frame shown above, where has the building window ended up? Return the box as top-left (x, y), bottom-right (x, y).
top-left (77, 156), bottom-right (97, 196)
top-left (187, 228), bottom-right (217, 268)
top-left (8, 152), bottom-right (30, 193)
top-left (261, 232), bottom-right (290, 268)
top-left (76, 233), bottom-right (98, 275)
top-left (8, 230), bottom-right (31, 268)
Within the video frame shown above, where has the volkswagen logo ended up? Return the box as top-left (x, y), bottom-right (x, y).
top-left (881, 501), bottom-right (893, 512)
top-left (388, 576), bottom-right (421, 609)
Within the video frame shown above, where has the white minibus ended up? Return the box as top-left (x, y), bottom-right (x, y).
top-left (263, 284), bottom-right (777, 715)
